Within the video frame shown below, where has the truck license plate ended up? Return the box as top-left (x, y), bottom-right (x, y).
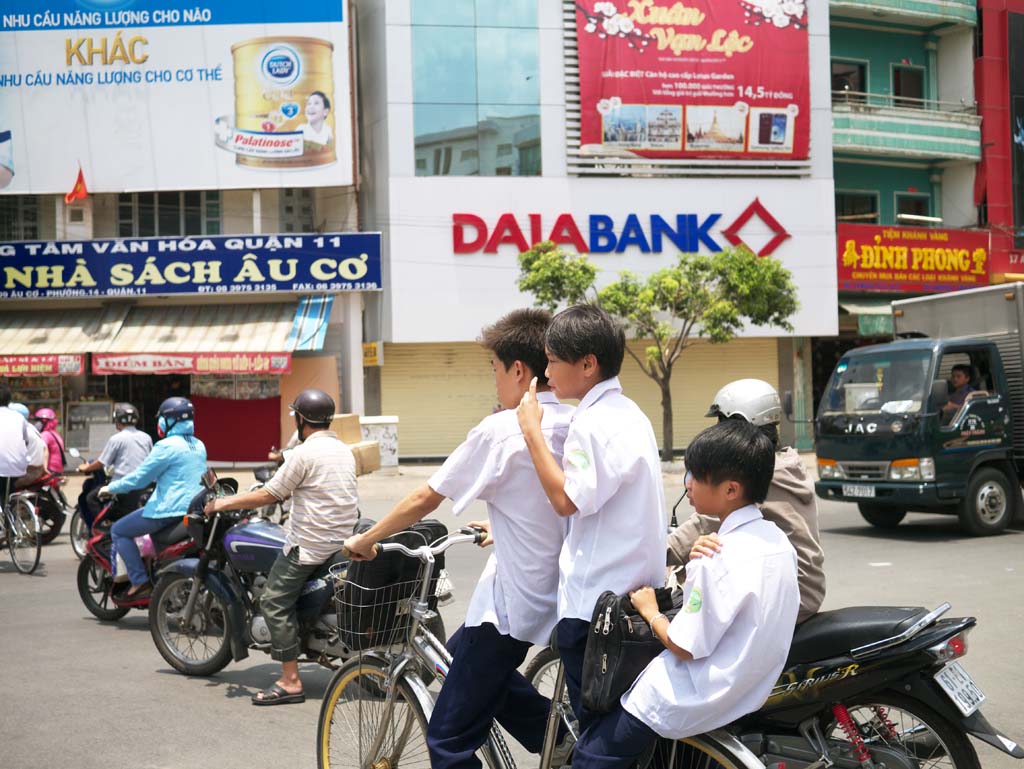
top-left (935, 662), bottom-right (986, 716)
top-left (842, 484), bottom-right (875, 498)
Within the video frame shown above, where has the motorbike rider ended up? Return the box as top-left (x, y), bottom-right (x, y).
top-left (204, 389), bottom-right (359, 706)
top-left (10, 402), bottom-right (49, 490)
top-left (33, 407), bottom-right (65, 475)
top-left (667, 379), bottom-right (825, 623)
top-left (77, 403), bottom-right (153, 527)
top-left (100, 397), bottom-right (206, 600)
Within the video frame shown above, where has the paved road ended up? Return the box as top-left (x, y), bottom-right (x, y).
top-left (1, 469), bottom-right (1022, 769)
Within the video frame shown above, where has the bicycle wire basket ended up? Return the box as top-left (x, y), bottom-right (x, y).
top-left (332, 562), bottom-right (429, 651)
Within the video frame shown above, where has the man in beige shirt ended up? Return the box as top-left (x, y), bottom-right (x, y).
top-left (205, 388), bottom-right (358, 705)
top-left (667, 379), bottom-right (825, 624)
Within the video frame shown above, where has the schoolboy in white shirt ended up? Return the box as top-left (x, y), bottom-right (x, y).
top-left (571, 419), bottom-right (800, 769)
top-left (345, 308), bottom-right (573, 769)
top-left (517, 304), bottom-right (667, 732)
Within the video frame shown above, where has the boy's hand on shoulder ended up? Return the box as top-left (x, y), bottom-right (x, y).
top-left (516, 377), bottom-right (544, 438)
top-left (689, 533), bottom-right (722, 561)
top-left (467, 519), bottom-right (494, 547)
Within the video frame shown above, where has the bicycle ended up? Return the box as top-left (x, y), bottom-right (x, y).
top-left (315, 527), bottom-right (756, 769)
top-left (0, 488), bottom-right (42, 574)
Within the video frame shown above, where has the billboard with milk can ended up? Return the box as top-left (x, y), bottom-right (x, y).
top-left (0, 0), bottom-right (353, 194)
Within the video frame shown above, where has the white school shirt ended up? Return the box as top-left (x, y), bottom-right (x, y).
top-left (429, 392), bottom-right (573, 645)
top-left (0, 407), bottom-right (30, 477)
top-left (623, 505), bottom-right (799, 739)
top-left (559, 377), bottom-right (667, 622)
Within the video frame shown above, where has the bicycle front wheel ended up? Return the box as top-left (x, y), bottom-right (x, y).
top-left (318, 656), bottom-right (431, 769)
top-left (7, 497), bottom-right (41, 574)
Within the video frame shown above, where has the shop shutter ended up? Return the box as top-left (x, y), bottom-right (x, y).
top-left (381, 338), bottom-right (778, 459)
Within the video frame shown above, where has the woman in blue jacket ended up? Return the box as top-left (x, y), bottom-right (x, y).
top-left (102, 397), bottom-right (207, 600)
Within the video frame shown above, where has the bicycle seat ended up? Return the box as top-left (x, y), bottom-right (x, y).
top-left (786, 606), bottom-right (928, 665)
top-left (151, 521), bottom-right (190, 549)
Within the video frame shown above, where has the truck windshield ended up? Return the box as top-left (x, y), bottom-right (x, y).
top-left (820, 350), bottom-right (932, 416)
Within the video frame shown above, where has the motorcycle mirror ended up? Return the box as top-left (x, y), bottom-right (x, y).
top-left (782, 391), bottom-right (794, 420)
top-left (202, 468), bottom-right (218, 489)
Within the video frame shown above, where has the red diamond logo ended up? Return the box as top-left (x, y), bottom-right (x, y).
top-left (721, 198), bottom-right (791, 257)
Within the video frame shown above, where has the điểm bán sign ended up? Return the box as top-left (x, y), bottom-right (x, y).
top-left (0, 232), bottom-right (382, 299)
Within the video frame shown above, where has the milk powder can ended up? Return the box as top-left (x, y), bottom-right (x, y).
top-left (230, 37), bottom-right (336, 169)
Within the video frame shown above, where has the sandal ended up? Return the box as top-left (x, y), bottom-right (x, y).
top-left (252, 683), bottom-right (305, 706)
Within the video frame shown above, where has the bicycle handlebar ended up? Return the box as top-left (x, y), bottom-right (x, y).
top-left (342, 526), bottom-right (485, 561)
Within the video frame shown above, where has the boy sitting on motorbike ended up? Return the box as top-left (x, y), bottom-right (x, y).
top-left (572, 420), bottom-right (799, 769)
top-left (100, 397), bottom-right (206, 600)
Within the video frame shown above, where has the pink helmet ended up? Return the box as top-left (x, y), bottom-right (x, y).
top-left (34, 407), bottom-right (57, 421)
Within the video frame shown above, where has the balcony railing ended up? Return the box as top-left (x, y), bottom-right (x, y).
top-left (831, 89), bottom-right (977, 117)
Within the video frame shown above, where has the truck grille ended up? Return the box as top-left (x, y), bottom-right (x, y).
top-left (839, 461), bottom-right (889, 481)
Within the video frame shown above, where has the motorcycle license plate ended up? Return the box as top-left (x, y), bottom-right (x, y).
top-left (842, 484), bottom-right (875, 498)
top-left (935, 662), bottom-right (986, 716)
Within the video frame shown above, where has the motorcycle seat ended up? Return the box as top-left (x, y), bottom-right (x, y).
top-left (151, 521), bottom-right (189, 549)
top-left (787, 605), bottom-right (929, 665)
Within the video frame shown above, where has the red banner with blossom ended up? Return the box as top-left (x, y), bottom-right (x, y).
top-left (576, 1), bottom-right (810, 160)
top-left (0, 355), bottom-right (83, 377)
top-left (92, 352), bottom-right (291, 376)
top-left (837, 224), bottom-right (990, 293)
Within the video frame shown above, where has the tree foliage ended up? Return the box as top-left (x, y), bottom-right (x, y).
top-left (516, 241), bottom-right (799, 460)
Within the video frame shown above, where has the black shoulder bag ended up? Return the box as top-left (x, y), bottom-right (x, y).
top-left (581, 587), bottom-right (682, 714)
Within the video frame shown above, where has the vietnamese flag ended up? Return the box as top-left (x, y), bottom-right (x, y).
top-left (64, 166), bottom-right (87, 204)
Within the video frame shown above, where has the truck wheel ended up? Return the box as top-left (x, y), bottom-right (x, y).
top-left (959, 467), bottom-right (1015, 536)
top-left (857, 504), bottom-right (906, 529)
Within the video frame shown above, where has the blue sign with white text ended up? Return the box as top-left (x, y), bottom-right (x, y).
top-left (0, 232), bottom-right (382, 300)
top-left (1, 1), bottom-right (344, 31)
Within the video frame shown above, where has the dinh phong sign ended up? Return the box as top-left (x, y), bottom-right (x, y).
top-left (576, 1), bottom-right (810, 160)
top-left (837, 224), bottom-right (990, 294)
top-left (0, 0), bottom-right (352, 195)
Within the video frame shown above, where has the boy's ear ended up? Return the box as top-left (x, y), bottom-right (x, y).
top-left (582, 353), bottom-right (600, 379)
top-left (724, 480), bottom-right (743, 501)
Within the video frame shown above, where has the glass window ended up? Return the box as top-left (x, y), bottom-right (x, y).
top-left (832, 61), bottom-right (866, 103)
top-left (412, 0), bottom-right (540, 176)
top-left (819, 350), bottom-right (933, 416)
top-left (118, 191), bottom-right (222, 237)
top-left (279, 188), bottom-right (316, 233)
top-left (836, 191), bottom-right (879, 224)
top-left (0, 196), bottom-right (39, 240)
top-left (896, 194), bottom-right (932, 225)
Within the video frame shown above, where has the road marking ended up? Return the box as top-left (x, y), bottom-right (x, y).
top-left (869, 562), bottom-right (893, 567)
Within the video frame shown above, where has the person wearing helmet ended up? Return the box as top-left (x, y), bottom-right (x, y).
top-left (667, 379), bottom-right (826, 623)
top-left (0, 390), bottom-right (48, 498)
top-left (33, 406), bottom-right (65, 475)
top-left (77, 403), bottom-right (153, 526)
top-left (101, 396), bottom-right (207, 600)
top-left (205, 388), bottom-right (358, 706)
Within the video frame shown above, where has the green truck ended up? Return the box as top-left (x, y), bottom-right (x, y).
top-left (813, 283), bottom-right (1024, 535)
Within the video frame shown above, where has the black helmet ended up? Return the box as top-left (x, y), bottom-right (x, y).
top-left (290, 389), bottom-right (335, 426)
top-left (113, 403), bottom-right (140, 426)
top-left (158, 396), bottom-right (195, 423)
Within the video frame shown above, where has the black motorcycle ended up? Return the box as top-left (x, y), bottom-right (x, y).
top-left (148, 472), bottom-right (447, 677)
top-left (528, 602), bottom-right (1023, 768)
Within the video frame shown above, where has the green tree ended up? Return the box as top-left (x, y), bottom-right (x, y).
top-left (517, 242), bottom-right (799, 461)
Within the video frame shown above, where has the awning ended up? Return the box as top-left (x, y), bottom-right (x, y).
top-left (0, 305), bottom-right (129, 355)
top-left (286, 295), bottom-right (334, 352)
top-left (839, 300), bottom-right (892, 316)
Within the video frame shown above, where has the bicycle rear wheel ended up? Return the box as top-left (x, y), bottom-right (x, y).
top-left (318, 656), bottom-right (431, 769)
top-left (7, 497), bottom-right (41, 574)
top-left (650, 735), bottom-right (747, 769)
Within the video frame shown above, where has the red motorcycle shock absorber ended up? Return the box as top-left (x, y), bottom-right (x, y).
top-left (832, 703), bottom-right (874, 766)
top-left (872, 706), bottom-right (900, 743)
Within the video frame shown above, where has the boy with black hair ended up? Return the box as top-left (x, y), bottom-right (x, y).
top-left (571, 419), bottom-right (799, 769)
top-left (517, 303), bottom-right (666, 732)
top-left (346, 308), bottom-right (574, 769)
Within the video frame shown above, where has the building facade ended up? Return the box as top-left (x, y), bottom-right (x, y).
top-left (0, 2), bottom-right (376, 461)
top-left (358, 0), bottom-right (839, 457)
top-left (818, 0), bottom-right (985, 406)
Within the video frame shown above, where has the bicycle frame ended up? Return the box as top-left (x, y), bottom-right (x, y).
top-left (351, 529), bottom-right (573, 769)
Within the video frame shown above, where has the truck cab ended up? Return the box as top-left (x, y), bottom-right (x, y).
top-left (815, 284), bottom-right (1024, 535)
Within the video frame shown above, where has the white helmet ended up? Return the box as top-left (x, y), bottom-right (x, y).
top-left (706, 379), bottom-right (781, 426)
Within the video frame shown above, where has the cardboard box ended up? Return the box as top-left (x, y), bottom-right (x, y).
top-left (330, 413), bottom-right (364, 445)
top-left (350, 440), bottom-right (381, 475)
